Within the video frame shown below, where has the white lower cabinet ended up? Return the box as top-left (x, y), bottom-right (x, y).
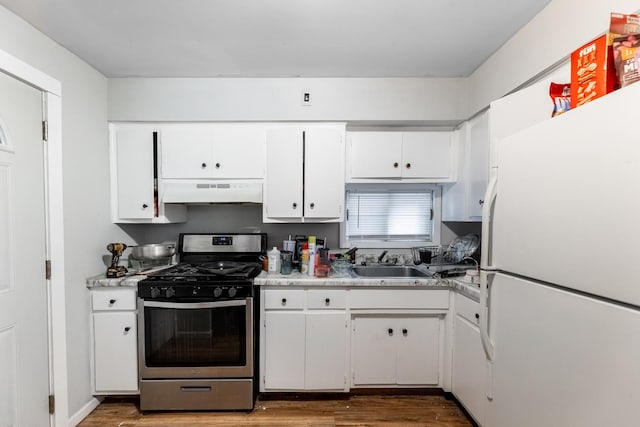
top-left (351, 315), bottom-right (440, 386)
top-left (264, 311), bottom-right (306, 390)
top-left (260, 287), bottom-right (448, 393)
top-left (262, 288), bottom-right (348, 391)
top-left (90, 288), bottom-right (139, 394)
top-left (452, 293), bottom-right (486, 426)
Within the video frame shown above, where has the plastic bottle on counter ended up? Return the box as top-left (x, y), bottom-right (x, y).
top-left (267, 247), bottom-right (281, 274)
top-left (301, 242), bottom-right (309, 274)
top-left (308, 235), bottom-right (316, 276)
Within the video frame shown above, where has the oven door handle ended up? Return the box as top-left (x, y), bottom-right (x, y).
top-left (142, 299), bottom-right (247, 309)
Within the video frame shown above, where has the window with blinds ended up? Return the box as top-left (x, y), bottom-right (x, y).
top-left (342, 185), bottom-right (440, 247)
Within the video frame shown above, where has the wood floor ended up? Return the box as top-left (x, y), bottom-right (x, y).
top-left (78, 394), bottom-right (474, 426)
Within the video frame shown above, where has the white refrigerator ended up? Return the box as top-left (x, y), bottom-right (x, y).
top-left (479, 81), bottom-right (640, 426)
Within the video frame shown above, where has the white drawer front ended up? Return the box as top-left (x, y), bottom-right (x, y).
top-left (349, 289), bottom-right (449, 309)
top-left (307, 290), bottom-right (347, 309)
top-left (264, 289), bottom-right (305, 309)
top-left (455, 293), bottom-right (480, 325)
top-left (91, 288), bottom-right (137, 311)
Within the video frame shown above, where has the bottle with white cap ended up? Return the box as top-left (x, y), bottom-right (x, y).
top-left (267, 246), bottom-right (281, 274)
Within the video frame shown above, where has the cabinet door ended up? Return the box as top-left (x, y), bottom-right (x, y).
top-left (206, 125), bottom-right (265, 179)
top-left (304, 127), bottom-right (345, 220)
top-left (305, 312), bottom-right (347, 390)
top-left (352, 316), bottom-right (397, 385)
top-left (161, 124), bottom-right (214, 178)
top-left (348, 132), bottom-right (402, 178)
top-left (401, 132), bottom-right (452, 179)
top-left (264, 311), bottom-right (305, 389)
top-left (396, 316), bottom-right (440, 385)
top-left (114, 126), bottom-right (155, 219)
top-left (264, 128), bottom-right (304, 220)
top-left (93, 312), bottom-right (138, 392)
top-left (453, 315), bottom-right (487, 426)
top-left (467, 113), bottom-right (489, 218)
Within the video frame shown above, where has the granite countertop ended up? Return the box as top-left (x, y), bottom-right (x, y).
top-left (86, 265), bottom-right (175, 288)
top-left (86, 273), bottom-right (146, 288)
top-left (86, 266), bottom-right (481, 302)
top-left (254, 270), bottom-right (481, 301)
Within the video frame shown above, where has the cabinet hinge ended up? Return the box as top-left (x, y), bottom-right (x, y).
top-left (42, 121), bottom-right (48, 142)
top-left (45, 260), bottom-right (51, 280)
top-left (48, 394), bottom-right (55, 414)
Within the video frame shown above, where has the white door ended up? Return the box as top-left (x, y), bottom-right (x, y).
top-left (492, 83), bottom-right (640, 305)
top-left (488, 273), bottom-right (640, 427)
top-left (352, 316), bottom-right (397, 385)
top-left (305, 312), bottom-right (347, 390)
top-left (264, 128), bottom-right (303, 220)
top-left (396, 316), bottom-right (440, 385)
top-left (263, 311), bottom-right (305, 389)
top-left (0, 71), bottom-right (50, 426)
top-left (114, 125), bottom-right (155, 219)
top-left (348, 132), bottom-right (402, 178)
top-left (304, 127), bottom-right (344, 220)
top-left (401, 132), bottom-right (452, 179)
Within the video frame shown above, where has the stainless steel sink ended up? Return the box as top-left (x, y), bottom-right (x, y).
top-left (352, 265), bottom-right (433, 278)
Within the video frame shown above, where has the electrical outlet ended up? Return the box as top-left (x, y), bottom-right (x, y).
top-left (301, 90), bottom-right (312, 106)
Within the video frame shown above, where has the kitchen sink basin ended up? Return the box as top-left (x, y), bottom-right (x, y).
top-left (352, 265), bottom-right (433, 278)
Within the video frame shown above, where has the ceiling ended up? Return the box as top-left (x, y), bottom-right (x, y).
top-left (0, 0), bottom-right (551, 78)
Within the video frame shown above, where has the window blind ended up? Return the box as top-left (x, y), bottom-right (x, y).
top-left (345, 189), bottom-right (434, 242)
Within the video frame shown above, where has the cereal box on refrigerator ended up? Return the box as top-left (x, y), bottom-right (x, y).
top-left (570, 35), bottom-right (617, 109)
top-left (609, 12), bottom-right (640, 88)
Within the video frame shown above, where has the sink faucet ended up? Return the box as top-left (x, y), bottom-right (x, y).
top-left (377, 250), bottom-right (388, 263)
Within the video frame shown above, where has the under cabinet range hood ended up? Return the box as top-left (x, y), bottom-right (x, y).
top-left (162, 181), bottom-right (263, 204)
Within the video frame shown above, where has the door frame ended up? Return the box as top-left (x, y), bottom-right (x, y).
top-left (0, 49), bottom-right (68, 426)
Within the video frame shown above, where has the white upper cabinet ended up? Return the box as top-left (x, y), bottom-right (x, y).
top-left (347, 131), bottom-right (454, 182)
top-left (442, 111), bottom-right (489, 222)
top-left (109, 123), bottom-right (186, 223)
top-left (263, 124), bottom-right (345, 223)
top-left (160, 123), bottom-right (266, 179)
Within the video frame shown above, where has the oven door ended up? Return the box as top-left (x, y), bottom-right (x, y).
top-left (138, 297), bottom-right (253, 379)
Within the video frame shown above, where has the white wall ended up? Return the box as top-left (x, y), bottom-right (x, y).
top-left (468, 0), bottom-right (640, 114)
top-left (108, 77), bottom-right (469, 123)
top-left (0, 5), bottom-right (133, 422)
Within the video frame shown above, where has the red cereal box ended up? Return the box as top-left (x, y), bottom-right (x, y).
top-left (570, 35), bottom-right (618, 109)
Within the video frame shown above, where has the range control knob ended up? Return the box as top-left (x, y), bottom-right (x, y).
top-left (213, 287), bottom-right (223, 298)
top-left (228, 287), bottom-right (237, 298)
top-left (150, 287), bottom-right (161, 299)
top-left (165, 287), bottom-right (176, 298)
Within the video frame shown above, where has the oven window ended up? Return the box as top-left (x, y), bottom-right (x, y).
top-left (144, 305), bottom-right (247, 367)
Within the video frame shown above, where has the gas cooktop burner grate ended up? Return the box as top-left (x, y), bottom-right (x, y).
top-left (145, 262), bottom-right (262, 281)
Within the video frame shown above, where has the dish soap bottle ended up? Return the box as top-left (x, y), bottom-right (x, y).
top-left (300, 242), bottom-right (309, 274)
top-left (267, 247), bottom-right (281, 274)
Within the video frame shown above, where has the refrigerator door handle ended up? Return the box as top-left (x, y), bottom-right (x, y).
top-left (479, 270), bottom-right (495, 362)
top-left (480, 171), bottom-right (498, 270)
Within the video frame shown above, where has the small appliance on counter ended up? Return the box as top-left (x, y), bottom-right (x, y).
top-left (106, 243), bottom-right (128, 278)
top-left (127, 242), bottom-right (176, 271)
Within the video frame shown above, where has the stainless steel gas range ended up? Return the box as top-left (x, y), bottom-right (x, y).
top-left (136, 233), bottom-right (266, 411)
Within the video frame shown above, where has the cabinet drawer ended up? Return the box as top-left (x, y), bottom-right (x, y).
top-left (350, 289), bottom-right (449, 309)
top-left (455, 293), bottom-right (480, 325)
top-left (91, 288), bottom-right (137, 311)
top-left (307, 290), bottom-right (347, 309)
top-left (264, 289), bottom-right (305, 309)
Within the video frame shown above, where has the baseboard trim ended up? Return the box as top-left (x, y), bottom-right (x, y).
top-left (67, 397), bottom-right (102, 427)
